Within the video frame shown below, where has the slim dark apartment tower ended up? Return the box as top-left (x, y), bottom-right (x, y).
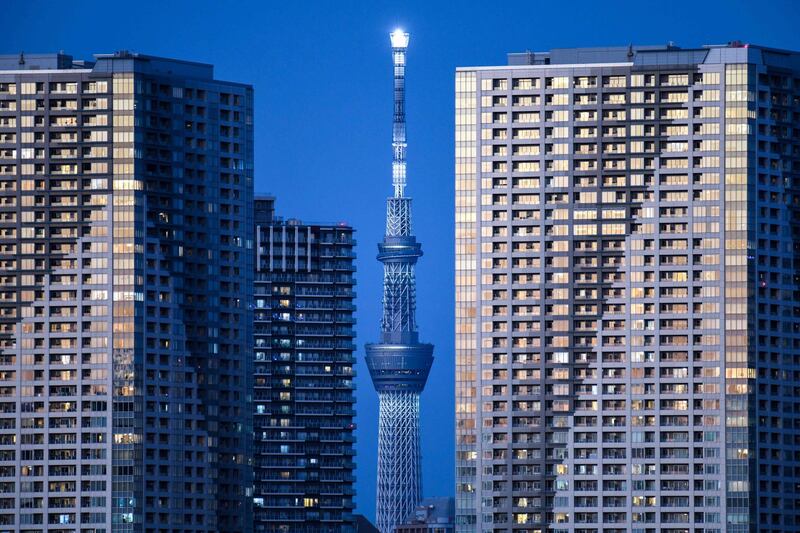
top-left (253, 196), bottom-right (357, 532)
top-left (0, 52), bottom-right (254, 532)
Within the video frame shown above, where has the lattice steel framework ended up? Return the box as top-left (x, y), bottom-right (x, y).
top-left (365, 29), bottom-right (434, 533)
top-left (376, 391), bottom-right (422, 532)
top-left (381, 199), bottom-right (417, 334)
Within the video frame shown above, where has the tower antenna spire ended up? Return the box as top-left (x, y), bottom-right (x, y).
top-left (390, 28), bottom-right (409, 198)
top-left (365, 28), bottom-right (434, 533)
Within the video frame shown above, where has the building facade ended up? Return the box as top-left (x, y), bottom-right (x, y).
top-left (253, 197), bottom-right (357, 532)
top-left (0, 52), bottom-right (253, 532)
top-left (365, 30), bottom-right (434, 533)
top-left (455, 44), bottom-right (800, 533)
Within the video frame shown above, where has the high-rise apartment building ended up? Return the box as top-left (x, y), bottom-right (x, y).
top-left (253, 196), bottom-right (357, 532)
top-left (455, 44), bottom-right (800, 533)
top-left (0, 52), bottom-right (253, 532)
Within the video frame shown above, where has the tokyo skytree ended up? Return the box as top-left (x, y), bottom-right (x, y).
top-left (365, 29), bottom-right (434, 533)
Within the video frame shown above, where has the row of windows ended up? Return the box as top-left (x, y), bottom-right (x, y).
top-left (481, 93), bottom-right (719, 113)
top-left (483, 124), bottom-right (726, 141)
top-left (0, 80), bottom-right (244, 104)
top-left (0, 81), bottom-right (108, 95)
top-left (480, 72), bottom-right (720, 91)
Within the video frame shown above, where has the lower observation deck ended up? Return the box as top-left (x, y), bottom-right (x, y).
top-left (365, 333), bottom-right (433, 392)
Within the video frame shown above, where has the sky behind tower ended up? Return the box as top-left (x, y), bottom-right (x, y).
top-left (3, 0), bottom-right (799, 521)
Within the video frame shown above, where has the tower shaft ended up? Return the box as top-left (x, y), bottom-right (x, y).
top-left (365, 30), bottom-right (434, 533)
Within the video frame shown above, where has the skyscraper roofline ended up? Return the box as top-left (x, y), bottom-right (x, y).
top-left (0, 50), bottom-right (255, 85)
top-left (456, 42), bottom-right (800, 70)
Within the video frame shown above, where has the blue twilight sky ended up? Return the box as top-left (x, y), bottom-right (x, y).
top-left (3, 0), bottom-right (799, 521)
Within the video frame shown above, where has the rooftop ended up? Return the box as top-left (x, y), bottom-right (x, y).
top-left (399, 497), bottom-right (455, 526)
top-left (0, 50), bottom-right (220, 80)
top-left (255, 195), bottom-right (352, 230)
top-left (458, 42), bottom-right (800, 70)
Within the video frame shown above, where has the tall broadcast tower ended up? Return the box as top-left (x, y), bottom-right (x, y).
top-left (365, 29), bottom-right (434, 533)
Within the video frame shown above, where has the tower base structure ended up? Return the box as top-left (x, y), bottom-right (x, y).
top-left (365, 341), bottom-right (433, 533)
top-left (376, 390), bottom-right (422, 533)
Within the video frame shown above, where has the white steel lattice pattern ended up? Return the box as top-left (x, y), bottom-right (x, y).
top-left (381, 262), bottom-right (417, 334)
top-left (386, 197), bottom-right (411, 237)
top-left (376, 391), bottom-right (422, 533)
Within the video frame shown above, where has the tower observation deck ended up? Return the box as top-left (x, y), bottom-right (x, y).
top-left (364, 29), bottom-right (434, 533)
